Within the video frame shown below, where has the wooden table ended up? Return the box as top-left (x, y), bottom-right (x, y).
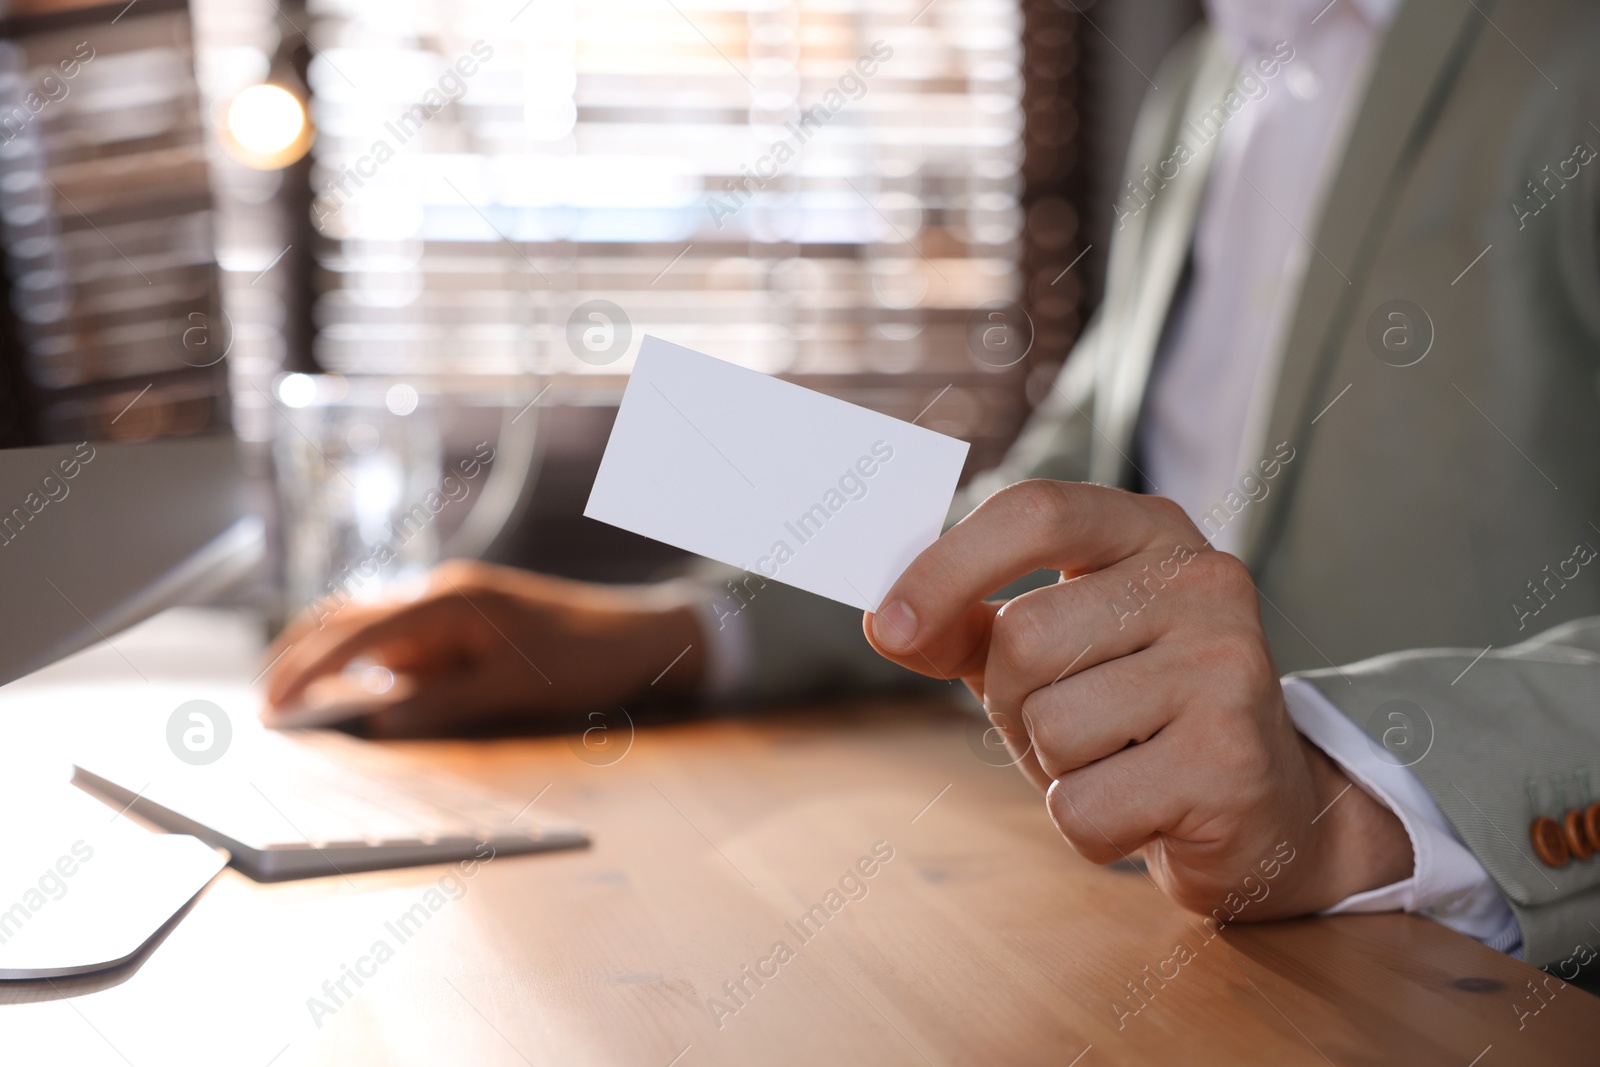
top-left (4, 695), bottom-right (1596, 1066)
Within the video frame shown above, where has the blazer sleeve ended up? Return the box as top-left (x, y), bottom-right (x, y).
top-left (1292, 615), bottom-right (1600, 968)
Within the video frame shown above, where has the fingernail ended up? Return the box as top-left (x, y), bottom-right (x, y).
top-left (873, 599), bottom-right (917, 651)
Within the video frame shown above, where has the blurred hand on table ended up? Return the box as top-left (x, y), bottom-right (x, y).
top-left (259, 560), bottom-right (703, 736)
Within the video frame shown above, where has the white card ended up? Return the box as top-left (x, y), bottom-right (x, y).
top-left (585, 337), bottom-right (969, 611)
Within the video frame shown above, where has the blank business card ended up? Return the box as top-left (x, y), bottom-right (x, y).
top-left (585, 336), bottom-right (969, 611)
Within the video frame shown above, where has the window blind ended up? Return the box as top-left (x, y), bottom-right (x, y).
top-left (302, 0), bottom-right (1036, 470)
top-left (0, 0), bottom-right (228, 446)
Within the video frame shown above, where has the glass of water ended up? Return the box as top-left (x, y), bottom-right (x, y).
top-left (271, 373), bottom-right (445, 623)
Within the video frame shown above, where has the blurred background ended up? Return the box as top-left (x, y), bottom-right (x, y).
top-left (0, 0), bottom-right (1202, 625)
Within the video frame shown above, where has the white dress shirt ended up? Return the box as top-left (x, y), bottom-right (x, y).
top-left (1143, 0), bottom-right (1392, 557)
top-left (698, 0), bottom-right (1521, 954)
top-left (1147, 0), bottom-right (1517, 952)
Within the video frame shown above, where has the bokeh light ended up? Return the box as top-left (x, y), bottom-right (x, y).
top-left (223, 84), bottom-right (312, 169)
top-left (278, 372), bottom-right (316, 408)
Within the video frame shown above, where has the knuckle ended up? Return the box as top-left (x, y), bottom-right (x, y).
top-left (431, 558), bottom-right (482, 586)
top-left (1172, 635), bottom-right (1217, 678)
top-left (1150, 494), bottom-right (1193, 530)
top-left (435, 561), bottom-right (511, 606)
top-left (999, 479), bottom-right (1073, 533)
top-left (1176, 630), bottom-right (1274, 715)
top-left (1214, 628), bottom-right (1275, 688)
top-left (1192, 550), bottom-right (1253, 598)
top-left (983, 705), bottom-right (1029, 747)
top-left (1076, 665), bottom-right (1120, 709)
top-left (1190, 695), bottom-right (1273, 786)
top-left (990, 599), bottom-right (1054, 673)
top-left (1019, 686), bottom-right (1058, 735)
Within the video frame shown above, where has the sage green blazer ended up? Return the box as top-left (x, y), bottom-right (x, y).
top-left (704, 0), bottom-right (1600, 967)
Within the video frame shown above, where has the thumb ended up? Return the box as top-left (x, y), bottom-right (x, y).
top-left (862, 598), bottom-right (1000, 689)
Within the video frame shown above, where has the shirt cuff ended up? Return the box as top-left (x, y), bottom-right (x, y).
top-left (1281, 678), bottom-right (1523, 957)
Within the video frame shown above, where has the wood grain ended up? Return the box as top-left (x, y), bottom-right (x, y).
top-left (5, 699), bottom-right (1596, 1066)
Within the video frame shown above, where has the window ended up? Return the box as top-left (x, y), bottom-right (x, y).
top-left (301, 0), bottom-right (1036, 468)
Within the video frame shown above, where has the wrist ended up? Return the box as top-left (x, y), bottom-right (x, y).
top-left (628, 602), bottom-right (706, 699)
top-left (1292, 734), bottom-right (1415, 912)
top-left (578, 581), bottom-right (707, 701)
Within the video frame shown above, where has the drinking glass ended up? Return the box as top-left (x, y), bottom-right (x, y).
top-left (271, 373), bottom-right (444, 622)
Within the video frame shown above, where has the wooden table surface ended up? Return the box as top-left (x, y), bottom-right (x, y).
top-left (4, 698), bottom-right (1597, 1067)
